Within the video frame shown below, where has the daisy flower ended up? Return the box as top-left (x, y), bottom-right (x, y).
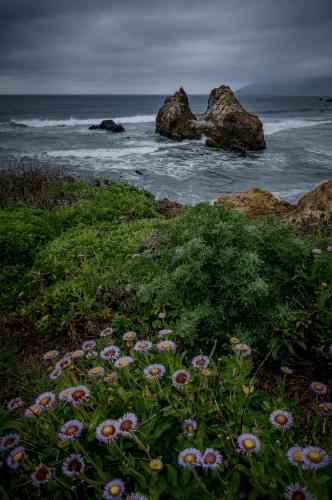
top-left (86, 350), bottom-right (98, 360)
top-left (269, 409), bottom-right (293, 430)
top-left (172, 370), bottom-right (190, 388)
top-left (191, 355), bottom-right (210, 369)
top-left (319, 401), bottom-right (332, 416)
top-left (68, 386), bottom-right (89, 405)
top-left (144, 364), bottom-right (166, 379)
top-left (55, 356), bottom-right (72, 371)
top-left (234, 343), bottom-right (252, 356)
top-left (59, 419), bottom-right (84, 441)
top-left (100, 346), bottom-right (121, 361)
top-left (178, 448), bottom-right (201, 468)
top-left (35, 392), bottom-right (56, 409)
top-left (49, 367), bottom-right (62, 380)
top-left (7, 397), bottom-right (24, 413)
top-left (123, 331), bottom-right (137, 341)
top-left (311, 248), bottom-right (322, 255)
top-left (24, 404), bottom-right (45, 418)
top-left (201, 448), bottom-right (223, 469)
top-left (149, 458), bottom-right (163, 471)
top-left (104, 372), bottom-right (118, 384)
top-left (6, 446), bottom-right (26, 470)
top-left (284, 483), bottom-right (312, 500)
top-left (127, 494), bottom-right (147, 500)
top-left (0, 433), bottom-right (20, 452)
top-left (286, 446), bottom-right (305, 466)
top-left (31, 464), bottom-right (51, 487)
top-left (237, 433), bottom-right (260, 454)
top-left (71, 350), bottom-right (85, 360)
top-left (134, 340), bottom-right (153, 352)
top-left (114, 356), bottom-right (133, 369)
top-left (96, 419), bottom-right (119, 442)
top-left (309, 381), bottom-right (328, 395)
top-left (182, 419), bottom-right (197, 437)
top-left (280, 366), bottom-right (294, 375)
top-left (157, 329), bottom-right (173, 338)
top-left (103, 479), bottom-right (125, 500)
top-left (100, 326), bottom-right (114, 337)
top-left (157, 340), bottom-right (176, 351)
top-left (43, 350), bottom-right (59, 361)
top-left (87, 366), bottom-right (105, 378)
top-left (59, 387), bottom-right (74, 401)
top-left (302, 446), bottom-right (330, 469)
top-left (118, 413), bottom-right (137, 436)
top-left (82, 340), bottom-right (96, 351)
top-left (62, 454), bottom-right (85, 477)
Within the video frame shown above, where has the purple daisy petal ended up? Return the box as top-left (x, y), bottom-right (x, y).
top-left (100, 346), bottom-right (121, 361)
top-left (201, 448), bottom-right (223, 469)
top-left (0, 433), bottom-right (20, 452)
top-left (182, 419), bottom-right (197, 437)
top-left (134, 340), bottom-right (153, 352)
top-left (59, 419), bottom-right (84, 441)
top-left (172, 370), bottom-right (190, 388)
top-left (286, 446), bottom-right (305, 466)
top-left (284, 483), bottom-right (312, 500)
top-left (144, 363), bottom-right (166, 379)
top-left (62, 454), bottom-right (85, 477)
top-left (6, 446), bottom-right (26, 470)
top-left (114, 356), bottom-right (133, 369)
top-left (302, 446), bottom-right (330, 469)
top-left (178, 448), bottom-right (201, 468)
top-left (118, 413), bottom-right (137, 436)
top-left (309, 381), bottom-right (328, 395)
top-left (103, 479), bottom-right (125, 500)
top-left (96, 419), bottom-right (119, 443)
top-left (31, 464), bottom-right (51, 487)
top-left (269, 409), bottom-right (293, 429)
top-left (157, 340), bottom-right (176, 351)
top-left (191, 355), bottom-right (210, 369)
top-left (237, 433), bottom-right (260, 454)
top-left (35, 392), bottom-right (56, 409)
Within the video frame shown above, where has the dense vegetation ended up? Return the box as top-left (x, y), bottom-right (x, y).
top-left (0, 167), bottom-right (331, 498)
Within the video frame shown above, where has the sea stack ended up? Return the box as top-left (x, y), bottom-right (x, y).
top-left (156, 85), bottom-right (266, 152)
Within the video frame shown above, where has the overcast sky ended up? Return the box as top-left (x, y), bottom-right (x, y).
top-left (0, 0), bottom-right (331, 94)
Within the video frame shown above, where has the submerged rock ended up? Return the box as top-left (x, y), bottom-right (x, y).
top-left (155, 85), bottom-right (265, 152)
top-left (89, 119), bottom-right (125, 133)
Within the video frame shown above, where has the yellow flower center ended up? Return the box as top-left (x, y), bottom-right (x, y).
top-left (31, 406), bottom-right (41, 414)
top-left (292, 450), bottom-right (304, 463)
top-left (71, 390), bottom-right (85, 401)
top-left (307, 451), bottom-right (322, 463)
top-left (126, 333), bottom-right (134, 338)
top-left (322, 403), bottom-right (332, 413)
top-left (119, 359), bottom-right (128, 366)
top-left (243, 439), bottom-right (255, 451)
top-left (314, 383), bottom-right (323, 391)
top-left (65, 425), bottom-right (78, 436)
top-left (39, 396), bottom-right (51, 406)
top-left (139, 343), bottom-right (148, 349)
top-left (47, 351), bottom-right (56, 357)
top-left (90, 368), bottom-right (101, 374)
top-left (162, 342), bottom-right (171, 349)
top-left (62, 390), bottom-right (70, 398)
top-left (150, 368), bottom-right (160, 375)
top-left (109, 486), bottom-right (120, 495)
top-left (204, 453), bottom-right (216, 464)
top-left (101, 425), bottom-right (115, 437)
top-left (230, 337), bottom-right (240, 344)
top-left (149, 458), bottom-right (163, 471)
top-left (13, 451), bottom-right (24, 463)
top-left (275, 414), bottom-right (288, 425)
top-left (187, 424), bottom-right (193, 433)
top-left (184, 453), bottom-right (197, 463)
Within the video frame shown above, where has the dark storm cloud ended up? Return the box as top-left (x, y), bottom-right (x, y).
top-left (0, 0), bottom-right (331, 93)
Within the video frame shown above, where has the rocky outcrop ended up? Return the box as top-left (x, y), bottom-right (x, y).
top-left (158, 198), bottom-right (183, 219)
top-left (215, 188), bottom-right (291, 216)
top-left (156, 85), bottom-right (265, 152)
top-left (89, 119), bottom-right (125, 133)
top-left (155, 88), bottom-right (201, 140)
top-left (214, 180), bottom-right (332, 235)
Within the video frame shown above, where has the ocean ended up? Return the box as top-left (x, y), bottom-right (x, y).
top-left (0, 94), bottom-right (331, 204)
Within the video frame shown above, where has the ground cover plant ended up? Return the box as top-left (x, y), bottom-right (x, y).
top-left (1, 328), bottom-right (331, 499)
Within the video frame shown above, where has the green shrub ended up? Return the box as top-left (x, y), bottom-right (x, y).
top-left (0, 207), bottom-right (61, 266)
top-left (0, 330), bottom-right (331, 499)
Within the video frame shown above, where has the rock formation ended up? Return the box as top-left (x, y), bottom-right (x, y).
top-left (214, 180), bottom-right (332, 234)
top-left (155, 87), bottom-right (201, 140)
top-left (214, 188), bottom-right (291, 216)
top-left (89, 119), bottom-right (125, 133)
top-left (156, 85), bottom-right (266, 152)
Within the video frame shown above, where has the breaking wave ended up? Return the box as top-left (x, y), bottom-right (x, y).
top-left (10, 115), bottom-right (156, 128)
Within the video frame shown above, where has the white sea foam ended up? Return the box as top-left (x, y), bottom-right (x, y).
top-left (264, 118), bottom-right (332, 135)
top-left (46, 145), bottom-right (158, 160)
top-left (10, 115), bottom-right (156, 128)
